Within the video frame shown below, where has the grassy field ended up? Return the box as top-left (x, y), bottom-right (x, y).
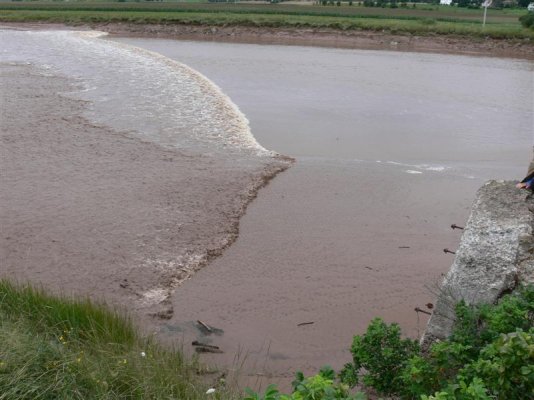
top-left (0, 2), bottom-right (532, 40)
top-left (0, 280), bottom-right (233, 399)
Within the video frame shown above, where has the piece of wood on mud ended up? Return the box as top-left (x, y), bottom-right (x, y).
top-left (414, 307), bottom-right (432, 316)
top-left (197, 320), bottom-right (213, 333)
top-left (192, 340), bottom-right (220, 350)
top-left (195, 346), bottom-right (224, 354)
top-left (297, 321), bottom-right (314, 327)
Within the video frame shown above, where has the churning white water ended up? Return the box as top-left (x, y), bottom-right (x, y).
top-left (0, 30), bottom-right (269, 156)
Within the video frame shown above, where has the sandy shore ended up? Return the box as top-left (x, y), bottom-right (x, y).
top-left (2, 22), bottom-right (533, 60)
top-left (0, 63), bottom-right (290, 324)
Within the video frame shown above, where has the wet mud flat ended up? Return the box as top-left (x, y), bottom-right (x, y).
top-left (0, 63), bottom-right (291, 323)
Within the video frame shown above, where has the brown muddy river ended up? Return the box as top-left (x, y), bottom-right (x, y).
top-left (109, 38), bottom-right (533, 387)
top-left (2, 29), bottom-right (531, 390)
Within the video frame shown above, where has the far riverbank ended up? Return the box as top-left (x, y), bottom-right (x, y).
top-left (1, 22), bottom-right (534, 60)
top-left (106, 23), bottom-right (534, 60)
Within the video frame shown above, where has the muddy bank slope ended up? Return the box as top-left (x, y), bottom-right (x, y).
top-left (105, 24), bottom-right (534, 60)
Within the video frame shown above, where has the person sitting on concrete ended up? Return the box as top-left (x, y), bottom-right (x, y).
top-left (517, 158), bottom-right (534, 190)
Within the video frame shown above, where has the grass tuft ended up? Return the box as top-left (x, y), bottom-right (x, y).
top-left (0, 280), bottom-right (228, 400)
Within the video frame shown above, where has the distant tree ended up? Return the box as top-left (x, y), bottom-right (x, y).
top-left (518, 0), bottom-right (530, 7)
top-left (520, 12), bottom-right (534, 29)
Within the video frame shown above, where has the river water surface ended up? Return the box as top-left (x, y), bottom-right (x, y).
top-left (110, 38), bottom-right (533, 385)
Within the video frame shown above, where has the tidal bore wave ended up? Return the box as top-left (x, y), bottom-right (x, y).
top-left (0, 29), bottom-right (270, 156)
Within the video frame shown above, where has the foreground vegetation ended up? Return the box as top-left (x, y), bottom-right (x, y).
top-left (1, 280), bottom-right (532, 399)
top-left (0, 280), bottom-right (228, 399)
top-left (0, 2), bottom-right (533, 40)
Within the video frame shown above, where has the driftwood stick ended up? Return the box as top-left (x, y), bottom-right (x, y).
top-left (443, 248), bottom-right (456, 255)
top-left (197, 320), bottom-right (213, 333)
top-left (451, 224), bottom-right (465, 230)
top-left (297, 322), bottom-right (315, 327)
top-left (192, 341), bottom-right (220, 350)
top-left (415, 307), bottom-right (432, 316)
top-left (195, 346), bottom-right (224, 354)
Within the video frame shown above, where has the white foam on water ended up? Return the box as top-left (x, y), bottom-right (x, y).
top-left (141, 288), bottom-right (168, 305)
top-left (385, 160), bottom-right (449, 173)
top-left (420, 165), bottom-right (447, 172)
top-left (0, 29), bottom-right (271, 157)
top-left (405, 170), bottom-right (423, 174)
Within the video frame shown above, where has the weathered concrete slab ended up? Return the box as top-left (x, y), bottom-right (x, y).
top-left (422, 180), bottom-right (534, 347)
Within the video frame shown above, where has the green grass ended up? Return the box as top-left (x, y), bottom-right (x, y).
top-left (0, 280), bottom-right (230, 399)
top-left (0, 2), bottom-right (533, 40)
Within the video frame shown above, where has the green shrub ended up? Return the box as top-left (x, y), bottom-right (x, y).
top-left (339, 318), bottom-right (419, 395)
top-left (406, 286), bottom-right (534, 400)
top-left (519, 13), bottom-right (534, 29)
top-left (421, 378), bottom-right (492, 400)
top-left (459, 329), bottom-right (534, 399)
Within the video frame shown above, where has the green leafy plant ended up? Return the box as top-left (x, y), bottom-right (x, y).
top-left (458, 329), bottom-right (534, 399)
top-left (406, 286), bottom-right (534, 399)
top-left (421, 378), bottom-right (492, 400)
top-left (244, 366), bottom-right (366, 400)
top-left (339, 318), bottom-right (419, 395)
